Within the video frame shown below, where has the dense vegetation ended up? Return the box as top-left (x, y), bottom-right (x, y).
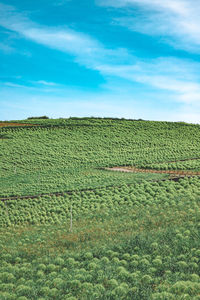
top-left (0, 118), bottom-right (200, 299)
top-left (0, 177), bottom-right (200, 299)
top-left (140, 159), bottom-right (200, 172)
top-left (1, 118), bottom-right (200, 197)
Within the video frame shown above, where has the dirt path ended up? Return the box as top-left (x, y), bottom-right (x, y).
top-left (0, 122), bottom-right (37, 127)
top-left (105, 166), bottom-right (200, 176)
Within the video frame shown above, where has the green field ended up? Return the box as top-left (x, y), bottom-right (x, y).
top-left (0, 118), bottom-right (200, 299)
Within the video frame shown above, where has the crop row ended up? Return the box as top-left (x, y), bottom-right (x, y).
top-left (138, 159), bottom-right (200, 172)
top-left (0, 176), bottom-right (199, 227)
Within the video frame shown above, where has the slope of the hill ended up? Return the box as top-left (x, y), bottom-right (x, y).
top-left (0, 118), bottom-right (200, 299)
top-left (1, 118), bottom-right (200, 197)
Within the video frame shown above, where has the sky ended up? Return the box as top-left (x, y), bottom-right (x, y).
top-left (0, 0), bottom-right (200, 122)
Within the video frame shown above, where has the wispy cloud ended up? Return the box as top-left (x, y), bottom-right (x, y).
top-left (32, 80), bottom-right (58, 86)
top-left (2, 80), bottom-right (58, 90)
top-left (3, 82), bottom-right (27, 88)
top-left (97, 0), bottom-right (200, 52)
top-left (0, 1), bottom-right (200, 122)
top-left (97, 56), bottom-right (200, 106)
top-left (0, 4), bottom-right (97, 54)
top-left (0, 2), bottom-right (129, 68)
top-left (0, 42), bottom-right (14, 53)
top-left (97, 0), bottom-right (189, 13)
top-left (53, 0), bottom-right (72, 6)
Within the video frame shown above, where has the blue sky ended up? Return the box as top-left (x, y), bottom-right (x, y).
top-left (0, 0), bottom-right (200, 122)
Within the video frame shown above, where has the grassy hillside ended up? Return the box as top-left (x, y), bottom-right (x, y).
top-left (1, 118), bottom-right (200, 197)
top-left (0, 118), bottom-right (199, 299)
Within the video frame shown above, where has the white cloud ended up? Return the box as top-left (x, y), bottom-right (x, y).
top-left (97, 0), bottom-right (200, 52)
top-left (33, 80), bottom-right (58, 86)
top-left (0, 2), bottom-right (200, 122)
top-left (2, 80), bottom-right (58, 90)
top-left (0, 3), bottom-right (98, 53)
top-left (0, 2), bottom-right (129, 69)
top-left (97, 0), bottom-right (189, 14)
top-left (97, 56), bottom-right (200, 106)
top-left (3, 82), bottom-right (27, 88)
top-left (1, 2), bottom-right (200, 100)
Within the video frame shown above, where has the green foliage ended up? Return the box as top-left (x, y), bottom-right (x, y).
top-left (0, 118), bottom-right (199, 299)
top-left (1, 118), bottom-right (200, 197)
top-left (0, 176), bottom-right (199, 299)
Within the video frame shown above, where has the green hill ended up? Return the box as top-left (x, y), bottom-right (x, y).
top-left (0, 118), bottom-right (199, 299)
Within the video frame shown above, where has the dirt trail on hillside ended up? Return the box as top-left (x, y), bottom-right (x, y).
top-left (105, 167), bottom-right (200, 176)
top-left (0, 123), bottom-right (37, 127)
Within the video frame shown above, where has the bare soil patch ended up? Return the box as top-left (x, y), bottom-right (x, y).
top-left (0, 122), bottom-right (37, 127)
top-left (105, 166), bottom-right (200, 176)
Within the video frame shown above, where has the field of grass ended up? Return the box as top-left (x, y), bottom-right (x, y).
top-left (0, 118), bottom-right (200, 299)
top-left (1, 118), bottom-right (200, 197)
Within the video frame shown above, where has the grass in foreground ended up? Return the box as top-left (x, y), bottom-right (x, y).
top-left (0, 177), bottom-right (199, 299)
